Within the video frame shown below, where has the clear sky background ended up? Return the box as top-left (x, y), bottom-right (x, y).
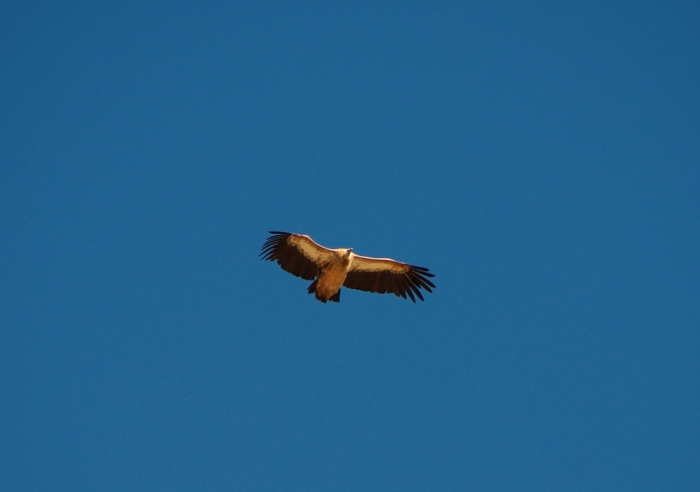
top-left (2, 2), bottom-right (699, 490)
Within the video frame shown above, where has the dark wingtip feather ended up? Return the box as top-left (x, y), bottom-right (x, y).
top-left (260, 232), bottom-right (292, 260)
top-left (405, 287), bottom-right (416, 302)
top-left (419, 277), bottom-right (436, 290)
top-left (410, 283), bottom-right (425, 301)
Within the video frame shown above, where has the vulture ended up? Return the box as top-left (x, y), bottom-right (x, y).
top-left (260, 231), bottom-right (435, 303)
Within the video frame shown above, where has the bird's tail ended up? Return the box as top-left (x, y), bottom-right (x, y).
top-left (308, 280), bottom-right (340, 303)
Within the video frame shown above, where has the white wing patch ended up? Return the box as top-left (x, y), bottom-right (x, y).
top-left (349, 254), bottom-right (410, 273)
top-left (288, 234), bottom-right (337, 265)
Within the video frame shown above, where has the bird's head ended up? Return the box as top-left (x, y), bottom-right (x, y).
top-left (343, 248), bottom-right (353, 262)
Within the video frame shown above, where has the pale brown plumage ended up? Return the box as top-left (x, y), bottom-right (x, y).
top-left (260, 231), bottom-right (435, 303)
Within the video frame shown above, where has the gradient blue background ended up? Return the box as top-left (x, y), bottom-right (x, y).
top-left (2, 2), bottom-right (699, 490)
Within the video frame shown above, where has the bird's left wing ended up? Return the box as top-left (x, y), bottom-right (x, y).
top-left (260, 232), bottom-right (336, 280)
top-left (344, 254), bottom-right (435, 302)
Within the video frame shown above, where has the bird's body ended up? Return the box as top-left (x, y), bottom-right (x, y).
top-left (311, 250), bottom-right (352, 302)
top-left (260, 232), bottom-right (435, 303)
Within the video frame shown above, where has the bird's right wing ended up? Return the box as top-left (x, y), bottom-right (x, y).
top-left (260, 232), bottom-right (336, 280)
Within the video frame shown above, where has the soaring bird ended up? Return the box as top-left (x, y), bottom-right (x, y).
top-left (260, 231), bottom-right (435, 303)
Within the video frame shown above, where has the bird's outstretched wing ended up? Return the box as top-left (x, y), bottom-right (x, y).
top-left (344, 254), bottom-right (435, 302)
top-left (260, 231), bottom-right (336, 280)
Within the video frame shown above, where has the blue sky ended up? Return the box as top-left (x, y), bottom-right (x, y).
top-left (2, 2), bottom-right (699, 490)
